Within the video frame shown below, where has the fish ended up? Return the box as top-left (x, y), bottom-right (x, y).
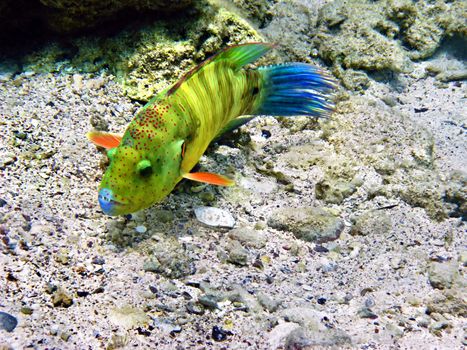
top-left (87, 42), bottom-right (336, 216)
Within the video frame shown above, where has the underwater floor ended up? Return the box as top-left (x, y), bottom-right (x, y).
top-left (0, 0), bottom-right (466, 349)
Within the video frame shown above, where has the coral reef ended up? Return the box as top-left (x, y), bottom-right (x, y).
top-left (21, 3), bottom-right (261, 101)
top-left (312, 0), bottom-right (467, 89)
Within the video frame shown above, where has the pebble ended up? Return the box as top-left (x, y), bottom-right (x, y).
top-left (153, 318), bottom-right (181, 334)
top-left (52, 288), bottom-right (73, 308)
top-left (0, 311), bottom-right (18, 332)
top-left (20, 306), bottom-right (33, 315)
top-left (257, 292), bottom-right (282, 313)
top-left (228, 227), bottom-right (266, 248)
top-left (212, 326), bottom-right (232, 341)
top-left (268, 207), bottom-right (344, 243)
top-left (135, 225), bottom-right (147, 233)
top-left (427, 261), bottom-right (458, 290)
top-left (194, 206), bottom-right (235, 228)
top-left (364, 297), bottom-right (375, 308)
top-left (268, 322), bottom-right (302, 349)
top-left (108, 306), bottom-right (150, 330)
top-left (0, 198), bottom-right (7, 207)
top-left (350, 210), bottom-right (392, 236)
top-left (186, 301), bottom-right (205, 315)
top-left (357, 307), bottom-right (378, 319)
top-left (198, 294), bottom-right (221, 309)
top-left (226, 240), bottom-right (249, 266)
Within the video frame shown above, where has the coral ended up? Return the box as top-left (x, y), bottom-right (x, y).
top-left (21, 3), bottom-right (262, 101)
top-left (312, 0), bottom-right (467, 89)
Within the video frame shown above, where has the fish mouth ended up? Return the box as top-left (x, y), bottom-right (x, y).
top-left (98, 188), bottom-right (129, 216)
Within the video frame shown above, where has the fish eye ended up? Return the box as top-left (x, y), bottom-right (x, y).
top-left (107, 148), bottom-right (117, 160)
top-left (137, 159), bottom-right (152, 177)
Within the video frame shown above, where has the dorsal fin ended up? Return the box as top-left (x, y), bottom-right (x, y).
top-left (167, 42), bottom-right (274, 96)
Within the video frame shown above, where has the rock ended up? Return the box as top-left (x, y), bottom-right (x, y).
top-left (52, 288), bottom-right (73, 308)
top-left (357, 307), bottom-right (378, 319)
top-left (226, 240), bottom-right (249, 266)
top-left (240, 177), bottom-right (277, 194)
top-left (427, 288), bottom-right (467, 318)
top-left (350, 210), bottom-right (392, 236)
top-left (212, 326), bottom-right (232, 342)
top-left (20, 307), bottom-right (33, 315)
top-left (227, 227), bottom-right (266, 248)
top-left (315, 178), bottom-right (357, 204)
top-left (268, 207), bottom-right (344, 243)
top-left (268, 322), bottom-right (302, 350)
top-left (427, 261), bottom-right (458, 290)
top-left (153, 318), bottom-right (182, 334)
top-left (281, 308), bottom-right (323, 329)
top-left (135, 225), bottom-right (147, 233)
top-left (186, 301), bottom-right (205, 315)
top-left (0, 311), bottom-right (18, 332)
top-left (108, 306), bottom-right (150, 330)
top-left (198, 294), bottom-right (222, 309)
top-left (277, 308), bottom-right (352, 348)
top-left (195, 206), bottom-right (235, 229)
top-left (257, 292), bottom-right (282, 313)
top-left (152, 209), bottom-right (174, 224)
top-left (142, 239), bottom-right (195, 278)
top-left (429, 320), bottom-right (451, 336)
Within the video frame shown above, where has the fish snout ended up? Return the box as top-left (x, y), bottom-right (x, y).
top-left (98, 188), bottom-right (119, 216)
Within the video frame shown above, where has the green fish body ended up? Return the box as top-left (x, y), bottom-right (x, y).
top-left (88, 43), bottom-right (335, 216)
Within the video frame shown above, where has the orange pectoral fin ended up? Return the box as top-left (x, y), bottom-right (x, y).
top-left (183, 172), bottom-right (235, 186)
top-left (87, 131), bottom-right (123, 149)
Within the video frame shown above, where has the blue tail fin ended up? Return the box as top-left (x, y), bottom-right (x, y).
top-left (255, 63), bottom-right (336, 117)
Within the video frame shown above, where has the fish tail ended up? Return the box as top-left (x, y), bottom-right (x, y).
top-left (254, 63), bottom-right (337, 117)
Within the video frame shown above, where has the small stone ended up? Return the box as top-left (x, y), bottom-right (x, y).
top-left (52, 288), bottom-right (73, 308)
top-left (257, 293), bottom-right (282, 313)
top-left (364, 297), bottom-right (375, 308)
top-left (0, 198), bottom-right (7, 207)
top-left (429, 321), bottom-right (451, 336)
top-left (427, 261), bottom-right (458, 290)
top-left (268, 207), bottom-right (344, 243)
top-left (45, 283), bottom-right (58, 294)
top-left (198, 294), bottom-right (221, 309)
top-left (143, 259), bottom-right (162, 273)
top-left (212, 326), bottom-right (232, 341)
top-left (108, 306), bottom-right (150, 330)
top-left (268, 323), bottom-right (302, 349)
top-left (91, 256), bottom-right (105, 265)
top-left (186, 301), bottom-right (205, 315)
top-left (135, 225), bottom-right (147, 233)
top-left (357, 307), bottom-right (378, 319)
top-left (252, 258), bottom-right (264, 270)
top-left (194, 206), bottom-right (235, 228)
top-left (226, 240), bottom-right (249, 266)
top-left (152, 209), bottom-right (174, 223)
top-left (416, 315), bottom-right (430, 328)
top-left (20, 307), bottom-right (33, 315)
top-left (60, 332), bottom-right (71, 341)
top-left (0, 311), bottom-right (18, 332)
top-left (228, 227), bottom-right (266, 248)
top-left (350, 210), bottom-right (392, 236)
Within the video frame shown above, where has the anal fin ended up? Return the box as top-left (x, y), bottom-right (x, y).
top-left (183, 172), bottom-right (235, 186)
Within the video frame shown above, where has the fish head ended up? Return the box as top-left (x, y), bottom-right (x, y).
top-left (98, 137), bottom-right (185, 216)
